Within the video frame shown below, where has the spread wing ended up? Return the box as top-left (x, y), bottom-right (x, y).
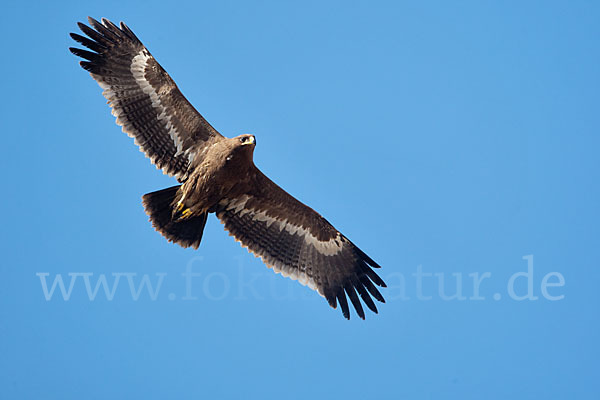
top-left (70, 17), bottom-right (223, 181)
top-left (215, 170), bottom-right (386, 320)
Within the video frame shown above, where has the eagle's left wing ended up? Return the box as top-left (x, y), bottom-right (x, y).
top-left (215, 170), bottom-right (386, 320)
top-left (70, 17), bottom-right (224, 181)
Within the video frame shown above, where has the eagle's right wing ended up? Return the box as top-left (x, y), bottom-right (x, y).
top-left (215, 170), bottom-right (386, 320)
top-left (70, 17), bottom-right (223, 181)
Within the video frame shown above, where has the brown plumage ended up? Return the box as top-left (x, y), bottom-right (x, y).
top-left (70, 17), bottom-right (386, 319)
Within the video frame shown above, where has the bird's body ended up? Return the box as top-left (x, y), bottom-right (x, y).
top-left (176, 135), bottom-right (256, 217)
top-left (70, 17), bottom-right (386, 319)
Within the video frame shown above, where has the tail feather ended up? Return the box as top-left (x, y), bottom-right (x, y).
top-left (142, 185), bottom-right (208, 249)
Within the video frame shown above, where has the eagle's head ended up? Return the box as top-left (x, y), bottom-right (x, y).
top-left (225, 134), bottom-right (256, 165)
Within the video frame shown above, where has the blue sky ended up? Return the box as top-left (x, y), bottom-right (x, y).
top-left (1, 1), bottom-right (599, 399)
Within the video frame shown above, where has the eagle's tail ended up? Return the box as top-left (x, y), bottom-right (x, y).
top-left (142, 185), bottom-right (208, 249)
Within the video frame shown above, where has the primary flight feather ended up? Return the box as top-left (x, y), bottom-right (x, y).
top-left (70, 17), bottom-right (386, 319)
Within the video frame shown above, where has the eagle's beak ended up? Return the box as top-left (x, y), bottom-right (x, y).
top-left (248, 136), bottom-right (256, 145)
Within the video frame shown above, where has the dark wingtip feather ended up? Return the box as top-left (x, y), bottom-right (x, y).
top-left (87, 16), bottom-right (101, 27)
top-left (325, 291), bottom-right (337, 309)
top-left (69, 47), bottom-right (99, 61)
top-left (362, 263), bottom-right (386, 287)
top-left (101, 17), bottom-right (117, 28)
top-left (345, 285), bottom-right (365, 320)
top-left (336, 291), bottom-right (350, 320)
top-left (101, 18), bottom-right (122, 36)
top-left (119, 21), bottom-right (140, 43)
top-left (77, 21), bottom-right (110, 45)
top-left (350, 240), bottom-right (382, 268)
top-left (87, 17), bottom-right (120, 42)
top-left (79, 61), bottom-right (93, 72)
top-left (355, 282), bottom-right (378, 314)
top-left (360, 276), bottom-right (385, 303)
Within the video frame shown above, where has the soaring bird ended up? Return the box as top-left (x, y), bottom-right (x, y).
top-left (70, 17), bottom-right (386, 319)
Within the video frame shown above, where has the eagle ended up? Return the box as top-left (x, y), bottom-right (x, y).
top-left (70, 17), bottom-right (386, 319)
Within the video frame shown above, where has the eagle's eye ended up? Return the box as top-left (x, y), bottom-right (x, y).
top-left (239, 135), bottom-right (255, 145)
